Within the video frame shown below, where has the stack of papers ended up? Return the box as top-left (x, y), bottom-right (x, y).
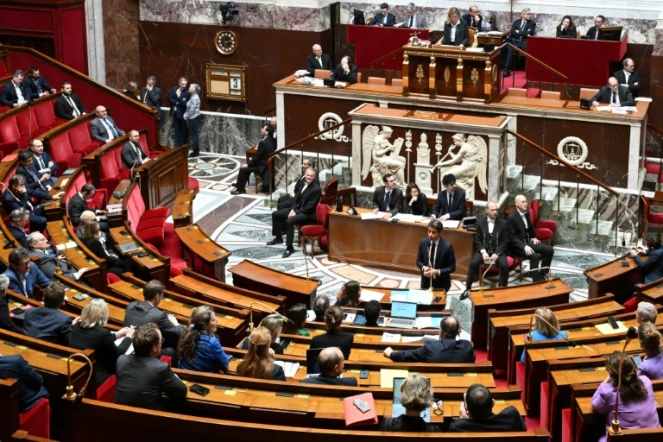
top-left (381, 332), bottom-right (401, 343)
top-left (380, 369), bottom-right (409, 388)
top-left (390, 289), bottom-right (433, 304)
top-left (359, 289), bottom-right (384, 303)
top-left (414, 316), bottom-right (443, 329)
top-left (56, 241), bottom-right (78, 250)
top-left (442, 220), bottom-right (461, 229)
top-left (274, 361), bottom-right (301, 378)
top-left (361, 211), bottom-right (388, 220)
top-left (392, 213), bottom-right (426, 223)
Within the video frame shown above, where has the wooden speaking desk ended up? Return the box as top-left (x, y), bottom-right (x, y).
top-left (328, 206), bottom-right (474, 278)
top-left (584, 254), bottom-right (643, 299)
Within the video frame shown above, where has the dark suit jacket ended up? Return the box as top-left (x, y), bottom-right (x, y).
top-left (54, 93), bottom-right (85, 120)
top-left (23, 307), bottom-right (72, 346)
top-left (24, 76), bottom-right (53, 100)
top-left (442, 21), bottom-right (469, 46)
top-left (4, 264), bottom-right (52, 299)
top-left (369, 12), bottom-right (396, 26)
top-left (390, 338), bottom-right (475, 363)
top-left (0, 354), bottom-right (49, 412)
top-left (141, 86), bottom-right (162, 114)
top-left (306, 54), bottom-right (333, 73)
top-left (591, 85), bottom-right (634, 106)
top-left (506, 209), bottom-right (536, 254)
top-left (2, 190), bottom-right (35, 215)
top-left (586, 26), bottom-right (600, 39)
top-left (330, 64), bottom-right (358, 84)
top-left (0, 81), bottom-right (30, 107)
top-left (509, 19), bottom-right (536, 41)
top-left (300, 374), bottom-right (358, 386)
top-left (432, 189), bottom-right (466, 219)
top-left (248, 136), bottom-right (277, 178)
top-left (90, 116), bottom-right (125, 143)
top-left (556, 25), bottom-right (576, 38)
top-left (462, 13), bottom-right (483, 29)
top-left (0, 294), bottom-right (24, 334)
top-left (634, 247), bottom-right (663, 284)
top-left (448, 406), bottom-right (527, 432)
top-left (416, 238), bottom-right (456, 291)
top-left (9, 224), bottom-right (29, 249)
top-left (121, 141), bottom-right (149, 169)
top-left (31, 152), bottom-right (58, 178)
top-left (475, 216), bottom-right (509, 256)
top-left (405, 193), bottom-right (428, 216)
top-left (309, 329), bottom-right (354, 359)
top-left (69, 323), bottom-right (132, 386)
top-left (17, 164), bottom-right (52, 201)
top-left (613, 69), bottom-right (641, 98)
top-left (30, 248), bottom-right (78, 281)
top-left (372, 186), bottom-right (404, 216)
top-left (67, 193), bottom-right (89, 227)
top-left (167, 86), bottom-right (191, 119)
top-left (292, 180), bottom-right (322, 221)
top-left (115, 354), bottom-right (187, 411)
top-left (123, 300), bottom-right (185, 349)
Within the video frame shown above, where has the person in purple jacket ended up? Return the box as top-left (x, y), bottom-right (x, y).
top-left (591, 351), bottom-right (660, 442)
top-left (638, 322), bottom-right (663, 380)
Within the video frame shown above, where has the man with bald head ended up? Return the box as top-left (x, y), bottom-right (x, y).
top-left (591, 76), bottom-right (634, 107)
top-left (463, 202), bottom-right (510, 298)
top-left (300, 347), bottom-right (358, 386)
top-left (306, 44), bottom-right (333, 74)
top-left (506, 195), bottom-right (554, 282)
top-left (613, 58), bottom-right (640, 98)
top-left (90, 105), bottom-right (125, 143)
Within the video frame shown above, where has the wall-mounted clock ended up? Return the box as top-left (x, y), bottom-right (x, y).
top-left (214, 30), bottom-right (238, 55)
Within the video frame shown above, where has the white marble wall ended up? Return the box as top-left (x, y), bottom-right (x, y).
top-left (85, 0), bottom-right (106, 84)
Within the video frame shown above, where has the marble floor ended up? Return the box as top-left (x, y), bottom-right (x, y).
top-left (186, 153), bottom-right (617, 338)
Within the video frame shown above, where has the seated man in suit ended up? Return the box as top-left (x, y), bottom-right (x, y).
top-left (115, 323), bottom-right (187, 411)
top-left (313, 295), bottom-right (330, 322)
top-left (23, 282), bottom-right (72, 346)
top-left (431, 173), bottom-right (466, 221)
top-left (267, 168), bottom-right (321, 258)
top-left (306, 44), bottom-right (333, 74)
top-left (384, 316), bottom-right (475, 362)
top-left (372, 173), bottom-right (403, 218)
top-left (121, 129), bottom-right (150, 169)
top-left (2, 175), bottom-right (48, 232)
top-left (67, 184), bottom-right (108, 230)
top-left (24, 66), bottom-right (56, 100)
top-left (613, 58), bottom-right (641, 99)
top-left (0, 354), bottom-right (49, 412)
top-left (141, 75), bottom-right (161, 115)
top-left (629, 234), bottom-right (663, 284)
top-left (0, 274), bottom-right (24, 334)
top-left (463, 201), bottom-right (510, 298)
top-left (54, 82), bottom-right (85, 120)
top-left (0, 70), bottom-right (29, 108)
top-left (300, 347), bottom-right (358, 386)
top-left (3, 248), bottom-right (52, 299)
top-left (90, 105), bottom-right (125, 143)
top-left (416, 219), bottom-right (455, 291)
top-left (231, 124), bottom-right (276, 194)
top-left (369, 3), bottom-right (396, 26)
top-left (586, 15), bottom-right (606, 40)
top-left (463, 5), bottom-right (484, 29)
top-left (27, 232), bottom-right (88, 281)
top-left (503, 8), bottom-right (536, 77)
top-left (277, 157), bottom-right (314, 210)
top-left (29, 139), bottom-right (58, 187)
top-left (8, 209), bottom-right (30, 249)
top-left (123, 280), bottom-right (185, 357)
top-left (17, 150), bottom-right (63, 201)
top-left (329, 56), bottom-right (359, 84)
top-left (507, 194), bottom-right (553, 282)
top-left (364, 300), bottom-right (382, 326)
top-left (400, 3), bottom-right (426, 29)
top-left (442, 7), bottom-right (469, 48)
top-left (591, 76), bottom-right (635, 107)
top-left (450, 384), bottom-right (526, 432)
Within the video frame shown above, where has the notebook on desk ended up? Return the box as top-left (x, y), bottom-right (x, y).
top-left (118, 242), bottom-right (139, 254)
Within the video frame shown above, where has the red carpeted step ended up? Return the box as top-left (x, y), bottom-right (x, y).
top-left (475, 348), bottom-right (487, 363)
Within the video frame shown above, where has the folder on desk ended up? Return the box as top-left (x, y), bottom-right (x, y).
top-left (359, 290), bottom-right (384, 302)
top-left (380, 368), bottom-right (409, 388)
top-left (595, 321), bottom-right (628, 335)
top-left (343, 392), bottom-right (378, 427)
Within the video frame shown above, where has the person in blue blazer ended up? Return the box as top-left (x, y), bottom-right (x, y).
top-left (0, 354), bottom-right (49, 412)
top-left (168, 77), bottom-right (191, 147)
top-left (23, 282), bottom-right (72, 346)
top-left (630, 234), bottom-right (663, 284)
top-left (0, 70), bottom-right (30, 107)
top-left (23, 67), bottom-right (56, 100)
top-left (369, 3), bottom-right (396, 26)
top-left (3, 248), bottom-right (52, 299)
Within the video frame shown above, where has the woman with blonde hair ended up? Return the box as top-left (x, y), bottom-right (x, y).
top-left (310, 306), bottom-right (354, 359)
top-left (442, 7), bottom-right (469, 48)
top-left (336, 280), bottom-right (361, 307)
top-left (69, 298), bottom-right (134, 385)
top-left (177, 306), bottom-right (229, 373)
top-left (638, 322), bottom-right (663, 380)
top-left (378, 374), bottom-right (440, 432)
top-left (521, 307), bottom-right (567, 363)
top-left (236, 327), bottom-right (286, 380)
top-left (240, 314), bottom-right (285, 354)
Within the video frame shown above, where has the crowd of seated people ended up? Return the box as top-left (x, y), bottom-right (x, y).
top-left (237, 326), bottom-right (286, 381)
top-left (240, 314), bottom-right (285, 354)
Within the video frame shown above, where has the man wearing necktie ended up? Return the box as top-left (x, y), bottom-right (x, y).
top-left (372, 173), bottom-right (403, 219)
top-left (24, 67), bottom-right (56, 100)
top-left (506, 195), bottom-right (554, 282)
top-left (121, 130), bottom-right (151, 169)
top-left (28, 139), bottom-right (57, 187)
top-left (90, 106), bottom-right (125, 143)
top-left (591, 77), bottom-right (635, 108)
top-left (1, 175), bottom-right (48, 232)
top-left (503, 8), bottom-right (536, 77)
top-left (416, 220), bottom-right (455, 291)
top-left (585, 15), bottom-right (606, 40)
top-left (16, 150), bottom-right (63, 202)
top-left (369, 3), bottom-right (396, 26)
top-left (54, 82), bottom-right (86, 121)
top-left (400, 3), bottom-right (425, 29)
top-left (432, 174), bottom-right (466, 221)
top-left (306, 44), bottom-right (333, 74)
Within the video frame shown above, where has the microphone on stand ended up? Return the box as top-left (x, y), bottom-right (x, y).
top-left (609, 326), bottom-right (639, 435)
top-left (460, 258), bottom-right (495, 301)
top-left (248, 301), bottom-right (294, 332)
top-left (524, 266), bottom-right (555, 288)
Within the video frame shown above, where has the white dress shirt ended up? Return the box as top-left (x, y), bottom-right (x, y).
top-left (13, 81), bottom-right (25, 104)
top-left (518, 209), bottom-right (528, 228)
top-left (450, 24), bottom-right (458, 42)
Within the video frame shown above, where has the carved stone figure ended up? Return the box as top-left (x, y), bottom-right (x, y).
top-left (431, 133), bottom-right (488, 199)
top-left (417, 133), bottom-right (430, 163)
top-left (361, 125), bottom-right (407, 188)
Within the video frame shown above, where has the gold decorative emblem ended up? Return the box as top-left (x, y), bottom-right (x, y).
top-left (471, 68), bottom-right (479, 88)
top-left (214, 30), bottom-right (238, 55)
top-left (492, 65), bottom-right (498, 83)
top-left (416, 64), bottom-right (424, 84)
top-left (443, 66), bottom-right (450, 85)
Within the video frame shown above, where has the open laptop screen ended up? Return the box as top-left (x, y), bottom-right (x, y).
top-left (391, 301), bottom-right (417, 320)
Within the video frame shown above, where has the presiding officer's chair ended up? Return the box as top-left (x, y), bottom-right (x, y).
top-left (314, 69), bottom-right (331, 79)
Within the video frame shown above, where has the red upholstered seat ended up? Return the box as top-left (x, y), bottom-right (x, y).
top-left (320, 235), bottom-right (328, 251)
top-left (137, 216), bottom-right (168, 231)
top-left (68, 121), bottom-right (102, 155)
top-left (33, 100), bottom-right (65, 130)
top-left (529, 200), bottom-right (558, 244)
top-left (534, 227), bottom-right (554, 241)
top-left (540, 381), bottom-right (549, 430)
top-left (96, 375), bottom-right (117, 402)
top-left (107, 273), bottom-right (121, 284)
top-left (160, 355), bottom-right (172, 366)
top-left (561, 408), bottom-right (572, 442)
top-left (301, 204), bottom-right (330, 255)
top-left (19, 398), bottom-right (50, 439)
top-left (188, 176), bottom-right (200, 194)
top-left (146, 207), bottom-right (170, 219)
top-left (484, 256), bottom-right (519, 277)
top-left (301, 225), bottom-right (326, 236)
top-left (49, 134), bottom-right (82, 171)
top-left (648, 211), bottom-right (663, 223)
top-left (515, 361), bottom-right (526, 403)
top-left (125, 185), bottom-right (166, 245)
top-left (16, 107), bottom-right (47, 138)
top-left (319, 177), bottom-right (338, 206)
top-left (153, 224), bottom-right (187, 277)
top-left (624, 296), bottom-right (638, 313)
top-left (0, 116), bottom-right (22, 157)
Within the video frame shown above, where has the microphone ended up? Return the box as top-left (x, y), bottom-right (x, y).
top-left (609, 326), bottom-right (638, 435)
top-left (524, 266), bottom-right (555, 287)
top-left (460, 258), bottom-right (495, 301)
top-left (248, 301), bottom-right (294, 332)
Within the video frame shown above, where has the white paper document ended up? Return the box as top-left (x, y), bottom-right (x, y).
top-left (306, 310), bottom-right (317, 322)
top-left (635, 97), bottom-right (652, 102)
top-left (359, 289), bottom-right (385, 302)
top-left (114, 337), bottom-right (134, 355)
top-left (414, 316), bottom-right (443, 329)
top-left (392, 213), bottom-right (425, 223)
top-left (274, 361), bottom-right (301, 378)
top-left (342, 313), bottom-right (357, 324)
top-left (442, 220), bottom-right (461, 229)
top-left (381, 332), bottom-right (402, 343)
top-left (407, 289), bottom-right (433, 305)
top-left (401, 335), bottom-right (425, 343)
top-left (361, 212), bottom-right (388, 220)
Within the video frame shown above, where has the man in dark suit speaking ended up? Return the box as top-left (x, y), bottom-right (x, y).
top-left (431, 173), bottom-right (466, 221)
top-left (306, 44), bottom-right (333, 74)
top-left (372, 173), bottom-right (403, 218)
top-left (416, 219), bottom-right (455, 291)
top-left (384, 316), bottom-right (475, 362)
top-left (591, 76), bottom-right (635, 107)
top-left (613, 58), bottom-right (641, 99)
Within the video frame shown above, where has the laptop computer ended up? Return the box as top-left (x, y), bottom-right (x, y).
top-left (306, 348), bottom-right (323, 376)
top-left (388, 301), bottom-right (417, 329)
top-left (391, 377), bottom-right (431, 421)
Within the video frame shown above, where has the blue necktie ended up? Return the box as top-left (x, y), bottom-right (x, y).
top-left (611, 92), bottom-right (616, 104)
top-left (384, 192), bottom-right (390, 211)
top-left (105, 118), bottom-right (118, 138)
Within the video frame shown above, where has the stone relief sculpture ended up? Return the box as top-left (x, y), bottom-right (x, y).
top-left (430, 133), bottom-right (488, 200)
top-left (361, 125), bottom-right (407, 188)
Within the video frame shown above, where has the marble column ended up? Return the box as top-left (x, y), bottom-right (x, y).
top-left (487, 132), bottom-right (502, 203)
top-left (85, 0), bottom-right (106, 84)
top-left (351, 121), bottom-right (362, 186)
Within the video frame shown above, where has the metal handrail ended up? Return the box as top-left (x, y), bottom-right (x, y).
top-left (501, 43), bottom-right (568, 81)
